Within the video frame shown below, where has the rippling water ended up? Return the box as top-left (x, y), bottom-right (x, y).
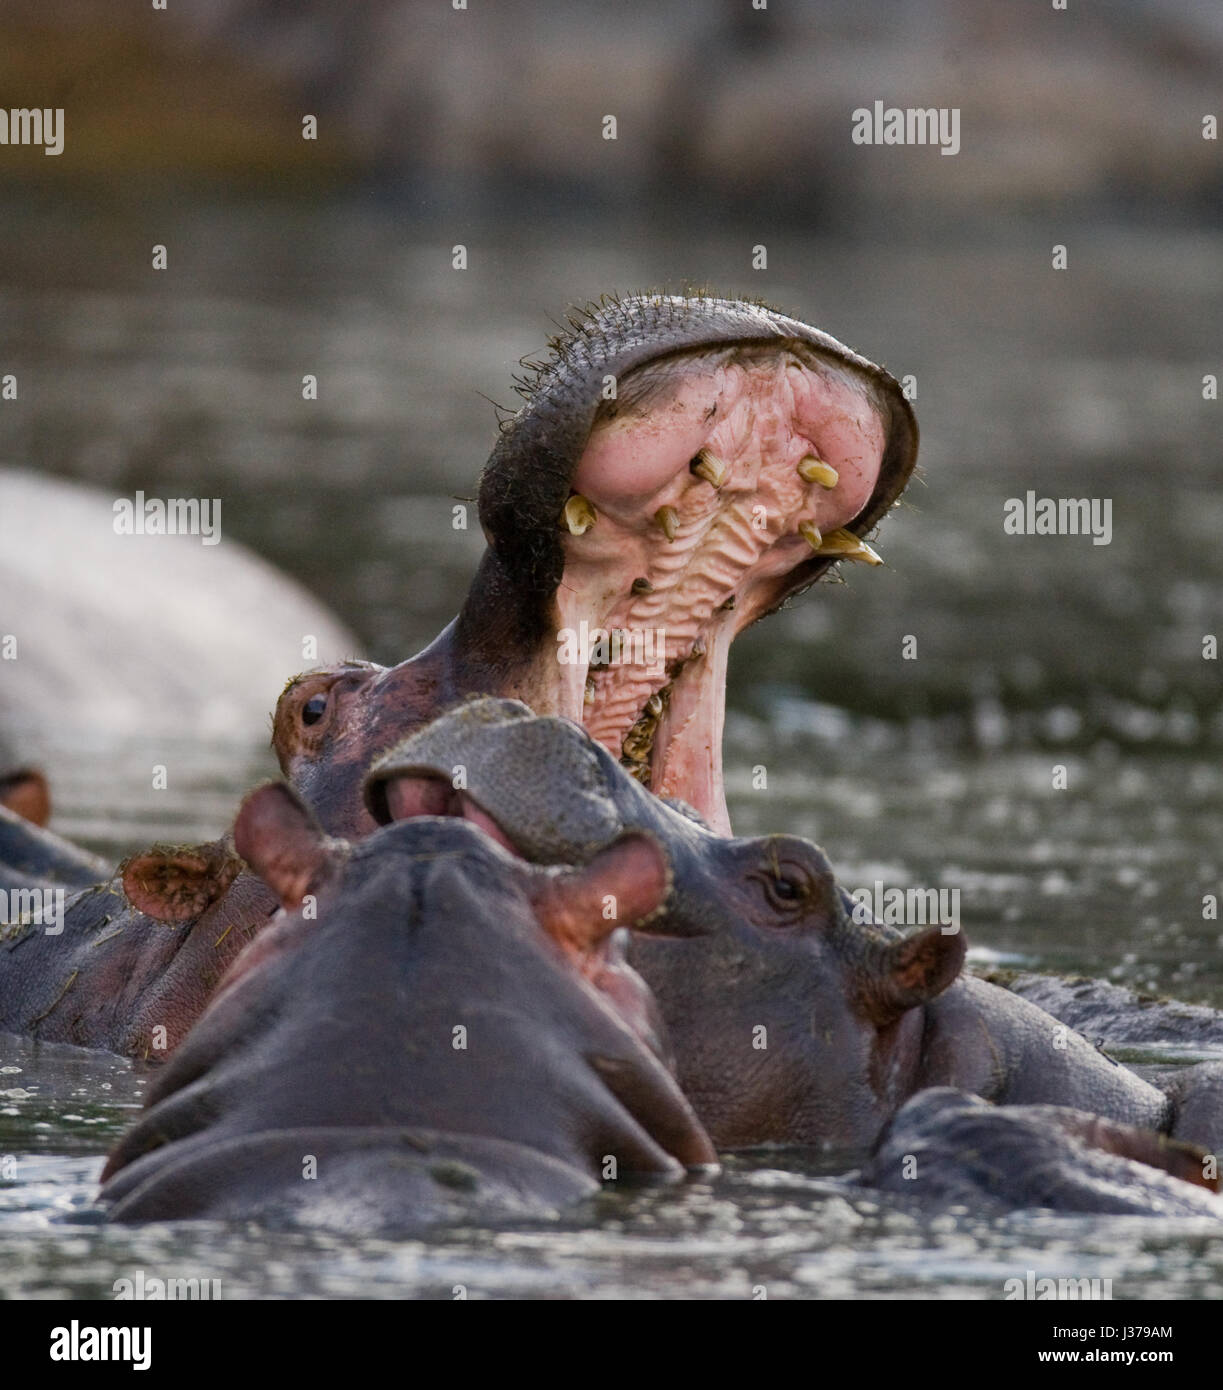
top-left (3, 194), bottom-right (1223, 1297)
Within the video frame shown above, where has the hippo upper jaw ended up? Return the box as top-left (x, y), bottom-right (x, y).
top-left (273, 298), bottom-right (916, 839)
top-left (450, 297), bottom-right (917, 836)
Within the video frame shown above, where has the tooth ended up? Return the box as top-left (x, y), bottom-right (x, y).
top-left (691, 637), bottom-right (706, 659)
top-left (562, 494), bottom-right (597, 535)
top-left (631, 577), bottom-right (654, 595)
top-left (690, 450), bottom-right (728, 488)
top-left (814, 527), bottom-right (883, 566)
top-left (584, 677), bottom-right (596, 706)
top-left (646, 693), bottom-right (665, 718)
top-left (655, 506), bottom-right (679, 542)
top-left (798, 456), bottom-right (839, 489)
top-left (720, 594), bottom-right (737, 611)
top-left (799, 520), bottom-right (823, 550)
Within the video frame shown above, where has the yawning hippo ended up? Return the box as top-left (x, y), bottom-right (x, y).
top-left (0, 296), bottom-right (914, 1059)
top-left (274, 294), bottom-right (917, 839)
top-left (367, 697), bottom-right (1223, 1155)
top-left (99, 783), bottom-right (714, 1230)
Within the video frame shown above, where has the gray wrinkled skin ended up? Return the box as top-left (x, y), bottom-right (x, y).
top-left (367, 698), bottom-right (1223, 1156)
top-left (861, 1089), bottom-right (1223, 1219)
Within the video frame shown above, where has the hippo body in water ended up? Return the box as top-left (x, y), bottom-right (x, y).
top-left (100, 784), bottom-right (713, 1230)
top-left (859, 1089), bottom-right (1222, 1218)
top-left (0, 807), bottom-right (273, 1056)
top-left (369, 698), bottom-right (1223, 1156)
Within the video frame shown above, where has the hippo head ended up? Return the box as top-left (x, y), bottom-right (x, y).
top-left (365, 698), bottom-right (965, 1152)
top-left (100, 781), bottom-right (714, 1228)
top-left (273, 295), bottom-right (917, 839)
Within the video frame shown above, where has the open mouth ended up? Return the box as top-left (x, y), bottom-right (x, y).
top-left (534, 345), bottom-right (897, 834)
top-left (379, 773), bottom-right (520, 857)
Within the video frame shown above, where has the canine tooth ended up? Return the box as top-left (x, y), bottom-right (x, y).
top-left (646, 693), bottom-right (665, 718)
top-left (799, 520), bottom-right (823, 551)
top-left (798, 456), bottom-right (839, 489)
top-left (562, 494), bottom-right (597, 535)
top-left (654, 506), bottom-right (679, 541)
top-left (815, 528), bottom-right (883, 565)
top-left (690, 450), bottom-right (728, 488)
top-left (631, 576), bottom-right (654, 595)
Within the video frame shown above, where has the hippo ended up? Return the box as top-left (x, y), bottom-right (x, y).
top-left (99, 782), bottom-right (714, 1230)
top-left (273, 294), bottom-right (917, 839)
top-left (984, 968), bottom-right (1223, 1052)
top-left (0, 806), bottom-right (274, 1056)
top-left (365, 697), bottom-right (1223, 1155)
top-left (0, 295), bottom-right (913, 1058)
top-left (859, 1089), bottom-right (1223, 1218)
top-left (0, 467), bottom-right (357, 790)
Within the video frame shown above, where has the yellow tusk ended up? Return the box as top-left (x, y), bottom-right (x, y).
top-left (655, 506), bottom-right (679, 542)
top-left (797, 456), bottom-right (839, 489)
top-left (799, 520), bottom-right (823, 550)
top-left (813, 527), bottom-right (883, 565)
top-left (690, 450), bottom-right (729, 488)
top-left (562, 494), bottom-right (597, 535)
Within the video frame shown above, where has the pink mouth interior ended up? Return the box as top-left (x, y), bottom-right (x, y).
top-left (525, 346), bottom-right (887, 836)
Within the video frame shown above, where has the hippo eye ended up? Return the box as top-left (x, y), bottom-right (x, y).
top-left (301, 693), bottom-right (328, 726)
top-left (753, 862), bottom-right (812, 915)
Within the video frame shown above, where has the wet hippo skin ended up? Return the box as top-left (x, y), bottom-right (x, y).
top-left (99, 783), bottom-right (714, 1230)
top-left (369, 698), bottom-right (1223, 1157)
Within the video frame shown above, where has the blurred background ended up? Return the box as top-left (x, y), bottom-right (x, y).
top-left (2, 0), bottom-right (1222, 998)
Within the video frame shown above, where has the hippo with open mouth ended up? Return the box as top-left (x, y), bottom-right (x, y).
top-left (99, 782), bottom-right (714, 1230)
top-left (366, 697), bottom-right (1223, 1157)
top-left (0, 295), bottom-right (914, 1056)
top-left (274, 293), bottom-right (917, 839)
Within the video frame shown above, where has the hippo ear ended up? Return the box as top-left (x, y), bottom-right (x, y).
top-left (860, 927), bottom-right (966, 1028)
top-left (232, 781), bottom-right (340, 911)
top-left (122, 839), bottom-right (243, 924)
top-left (528, 831), bottom-right (672, 957)
top-left (0, 769), bottom-right (50, 827)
